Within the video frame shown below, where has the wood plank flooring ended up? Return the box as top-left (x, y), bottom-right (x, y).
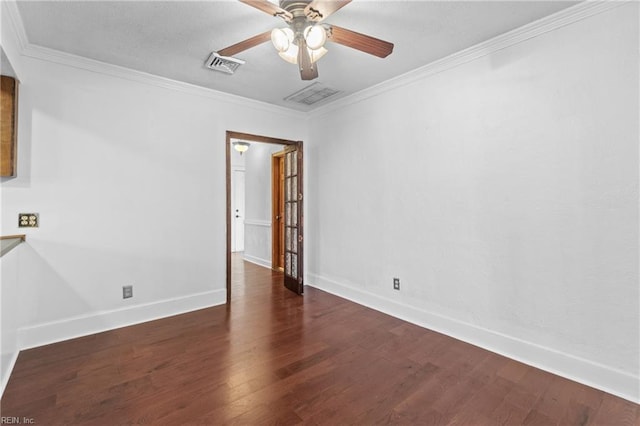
top-left (2, 255), bottom-right (638, 425)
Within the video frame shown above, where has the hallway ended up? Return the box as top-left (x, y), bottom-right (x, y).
top-left (1, 255), bottom-right (638, 424)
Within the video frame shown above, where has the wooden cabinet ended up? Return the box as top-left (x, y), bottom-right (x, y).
top-left (1, 75), bottom-right (17, 177)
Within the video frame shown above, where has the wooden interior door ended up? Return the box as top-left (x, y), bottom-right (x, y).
top-left (272, 151), bottom-right (285, 271)
top-left (283, 143), bottom-right (303, 295)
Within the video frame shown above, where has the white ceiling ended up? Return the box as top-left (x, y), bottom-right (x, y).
top-left (15, 1), bottom-right (579, 111)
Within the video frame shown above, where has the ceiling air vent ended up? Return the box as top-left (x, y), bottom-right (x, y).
top-left (205, 52), bottom-right (245, 75)
top-left (284, 82), bottom-right (340, 106)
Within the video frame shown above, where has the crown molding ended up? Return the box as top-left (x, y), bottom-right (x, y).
top-left (19, 43), bottom-right (305, 118)
top-left (2, 1), bottom-right (305, 119)
top-left (2, 1), bottom-right (28, 52)
top-left (2, 0), bottom-right (628, 120)
top-left (309, 0), bottom-right (629, 118)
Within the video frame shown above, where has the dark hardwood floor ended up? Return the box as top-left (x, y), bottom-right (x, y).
top-left (2, 255), bottom-right (638, 425)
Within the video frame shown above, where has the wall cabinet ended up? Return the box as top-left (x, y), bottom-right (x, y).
top-left (1, 75), bottom-right (17, 177)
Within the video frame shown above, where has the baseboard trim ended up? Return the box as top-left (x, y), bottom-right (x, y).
top-left (307, 273), bottom-right (639, 404)
top-left (0, 350), bottom-right (20, 399)
top-left (242, 254), bottom-right (272, 269)
top-left (18, 289), bottom-right (226, 351)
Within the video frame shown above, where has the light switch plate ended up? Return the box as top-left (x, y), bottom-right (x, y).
top-left (19, 213), bottom-right (39, 228)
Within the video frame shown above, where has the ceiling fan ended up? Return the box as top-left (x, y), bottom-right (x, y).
top-left (213, 0), bottom-right (394, 80)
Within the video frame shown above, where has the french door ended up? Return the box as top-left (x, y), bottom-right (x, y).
top-left (283, 142), bottom-right (303, 295)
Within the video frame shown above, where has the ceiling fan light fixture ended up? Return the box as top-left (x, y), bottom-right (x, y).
top-left (217, 0), bottom-right (394, 81)
top-left (303, 25), bottom-right (327, 50)
top-left (309, 46), bottom-right (328, 63)
top-left (279, 45), bottom-right (327, 65)
top-left (271, 27), bottom-right (294, 52)
top-left (278, 43), bottom-right (299, 64)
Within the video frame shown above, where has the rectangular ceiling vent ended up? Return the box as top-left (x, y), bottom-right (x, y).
top-left (205, 52), bottom-right (245, 75)
top-left (284, 82), bottom-right (340, 106)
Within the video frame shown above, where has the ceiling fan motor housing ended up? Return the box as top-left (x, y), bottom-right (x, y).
top-left (280, 0), bottom-right (318, 38)
top-left (280, 0), bottom-right (312, 16)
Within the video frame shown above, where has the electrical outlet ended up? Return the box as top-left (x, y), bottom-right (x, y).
top-left (123, 285), bottom-right (133, 299)
top-left (19, 213), bottom-right (39, 228)
top-left (393, 278), bottom-right (400, 291)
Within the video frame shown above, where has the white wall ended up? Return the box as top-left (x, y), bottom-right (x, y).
top-left (0, 4), bottom-right (306, 369)
top-left (1, 5), bottom-right (27, 393)
top-left (307, 3), bottom-right (639, 402)
top-left (243, 143), bottom-right (285, 268)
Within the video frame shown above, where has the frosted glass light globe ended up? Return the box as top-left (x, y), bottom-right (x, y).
top-left (303, 25), bottom-right (327, 50)
top-left (278, 43), bottom-right (299, 64)
top-left (271, 27), bottom-right (294, 52)
top-left (309, 47), bottom-right (327, 63)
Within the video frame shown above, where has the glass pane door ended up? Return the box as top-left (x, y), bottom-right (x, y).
top-left (283, 143), bottom-right (303, 295)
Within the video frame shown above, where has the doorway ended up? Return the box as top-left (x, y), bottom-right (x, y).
top-left (226, 131), bottom-right (304, 304)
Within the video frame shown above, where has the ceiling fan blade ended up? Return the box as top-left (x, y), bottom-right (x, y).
top-left (239, 0), bottom-right (292, 21)
top-left (304, 0), bottom-right (351, 22)
top-left (217, 31), bottom-right (272, 57)
top-left (327, 25), bottom-right (394, 58)
top-left (297, 39), bottom-right (318, 81)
